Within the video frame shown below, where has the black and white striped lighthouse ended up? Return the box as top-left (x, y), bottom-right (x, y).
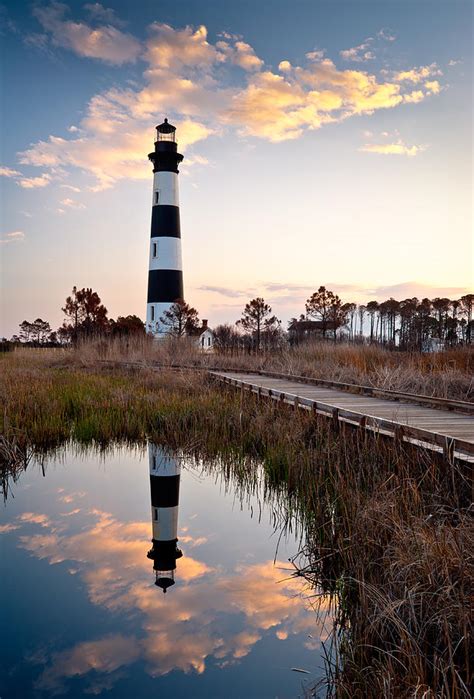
top-left (146, 118), bottom-right (184, 336)
top-left (146, 444), bottom-right (183, 592)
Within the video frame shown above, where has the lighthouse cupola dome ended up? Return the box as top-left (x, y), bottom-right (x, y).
top-left (155, 571), bottom-right (176, 593)
top-left (149, 117), bottom-right (183, 173)
top-left (155, 117), bottom-right (176, 142)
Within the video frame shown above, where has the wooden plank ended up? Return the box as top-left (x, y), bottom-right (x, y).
top-left (209, 371), bottom-right (474, 458)
top-left (252, 369), bottom-right (474, 413)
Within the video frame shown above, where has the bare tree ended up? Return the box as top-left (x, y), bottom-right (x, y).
top-left (31, 318), bottom-right (51, 344)
top-left (237, 298), bottom-right (279, 352)
top-left (18, 319), bottom-right (52, 345)
top-left (328, 296), bottom-right (347, 341)
top-left (213, 324), bottom-right (241, 354)
top-left (19, 320), bottom-right (33, 343)
top-left (366, 301), bottom-right (379, 343)
top-left (305, 286), bottom-right (343, 338)
top-left (62, 286), bottom-right (109, 342)
top-left (358, 305), bottom-right (366, 339)
top-left (110, 315), bottom-right (145, 336)
top-left (432, 298), bottom-right (451, 341)
top-left (159, 299), bottom-right (199, 337)
top-left (341, 303), bottom-right (357, 339)
top-left (460, 294), bottom-right (474, 343)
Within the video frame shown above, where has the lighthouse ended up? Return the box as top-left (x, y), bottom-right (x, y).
top-left (146, 444), bottom-right (183, 592)
top-left (146, 118), bottom-right (184, 336)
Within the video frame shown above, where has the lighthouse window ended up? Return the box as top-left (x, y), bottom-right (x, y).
top-left (152, 242), bottom-right (158, 258)
top-left (155, 191), bottom-right (159, 204)
top-left (151, 306), bottom-right (155, 322)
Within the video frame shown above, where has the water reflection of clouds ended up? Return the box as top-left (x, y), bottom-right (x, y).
top-left (36, 634), bottom-right (140, 696)
top-left (13, 501), bottom-right (332, 694)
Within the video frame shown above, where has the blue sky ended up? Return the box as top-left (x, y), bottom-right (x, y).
top-left (1, 0), bottom-right (472, 337)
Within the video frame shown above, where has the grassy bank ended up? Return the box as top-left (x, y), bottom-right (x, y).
top-left (34, 335), bottom-right (474, 400)
top-left (1, 351), bottom-right (472, 698)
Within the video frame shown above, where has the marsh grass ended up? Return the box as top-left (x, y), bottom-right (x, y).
top-left (36, 334), bottom-right (474, 400)
top-left (0, 351), bottom-right (472, 697)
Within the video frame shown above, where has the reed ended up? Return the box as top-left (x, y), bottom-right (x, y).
top-left (19, 334), bottom-right (473, 400)
top-left (0, 351), bottom-right (471, 697)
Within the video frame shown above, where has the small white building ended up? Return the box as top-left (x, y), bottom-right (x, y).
top-left (197, 320), bottom-right (214, 351)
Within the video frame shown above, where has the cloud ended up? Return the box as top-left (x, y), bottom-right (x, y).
top-left (225, 58), bottom-right (417, 141)
top-left (306, 49), bottom-right (325, 61)
top-left (278, 60), bottom-right (292, 73)
top-left (60, 197), bottom-right (86, 209)
top-left (377, 28), bottom-right (396, 42)
top-left (1, 230), bottom-right (26, 244)
top-left (83, 3), bottom-right (126, 28)
top-left (178, 534), bottom-right (208, 547)
top-left (23, 32), bottom-right (51, 53)
top-left (264, 282), bottom-right (315, 293)
top-left (14, 494), bottom-right (332, 692)
top-left (18, 88), bottom-right (214, 190)
top-left (146, 23), bottom-right (222, 71)
top-left (60, 184), bottom-right (81, 192)
top-left (0, 165), bottom-right (53, 189)
top-left (198, 285), bottom-right (253, 298)
top-left (19, 512), bottom-right (51, 526)
top-left (367, 282), bottom-right (472, 300)
top-left (340, 40), bottom-right (375, 63)
top-left (448, 59), bottom-right (462, 67)
top-left (36, 634), bottom-right (140, 695)
top-left (32, 1), bottom-right (141, 64)
top-left (0, 165), bottom-right (22, 177)
top-left (216, 39), bottom-right (263, 71)
top-left (404, 90), bottom-right (425, 104)
top-left (394, 63), bottom-right (442, 83)
top-left (15, 21), bottom-right (444, 187)
top-left (18, 173), bottom-right (52, 188)
top-left (359, 141), bottom-right (425, 157)
top-left (58, 490), bottom-right (86, 503)
top-left (424, 80), bottom-right (441, 94)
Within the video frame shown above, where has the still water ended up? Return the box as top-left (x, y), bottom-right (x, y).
top-left (1, 445), bottom-right (331, 698)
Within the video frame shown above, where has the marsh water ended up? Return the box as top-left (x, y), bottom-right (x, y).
top-left (0, 445), bottom-right (332, 698)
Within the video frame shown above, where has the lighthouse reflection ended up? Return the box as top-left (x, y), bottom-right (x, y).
top-left (147, 443), bottom-right (183, 593)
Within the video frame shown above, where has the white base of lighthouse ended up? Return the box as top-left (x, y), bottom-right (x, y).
top-left (146, 301), bottom-right (177, 336)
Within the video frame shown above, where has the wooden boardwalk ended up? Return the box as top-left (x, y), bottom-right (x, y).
top-left (210, 371), bottom-right (474, 461)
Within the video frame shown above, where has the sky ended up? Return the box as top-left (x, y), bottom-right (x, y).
top-left (0, 0), bottom-right (472, 337)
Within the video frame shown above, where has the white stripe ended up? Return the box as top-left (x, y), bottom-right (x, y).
top-left (149, 237), bottom-right (182, 271)
top-left (149, 448), bottom-right (181, 476)
top-left (146, 302), bottom-right (175, 335)
top-left (153, 171), bottom-right (179, 207)
top-left (152, 506), bottom-right (179, 541)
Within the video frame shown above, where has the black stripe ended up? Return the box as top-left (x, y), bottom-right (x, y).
top-left (147, 540), bottom-right (180, 571)
top-left (147, 270), bottom-right (183, 304)
top-left (149, 145), bottom-right (183, 175)
top-left (150, 474), bottom-right (180, 507)
top-left (151, 205), bottom-right (180, 238)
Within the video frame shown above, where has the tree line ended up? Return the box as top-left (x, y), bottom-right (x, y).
top-left (4, 285), bottom-right (473, 352)
top-left (213, 288), bottom-right (474, 353)
top-left (6, 286), bottom-right (145, 346)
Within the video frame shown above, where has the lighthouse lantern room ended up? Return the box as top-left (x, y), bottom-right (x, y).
top-left (146, 118), bottom-right (184, 336)
top-left (146, 445), bottom-right (183, 592)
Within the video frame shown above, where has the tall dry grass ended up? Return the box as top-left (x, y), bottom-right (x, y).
top-left (32, 335), bottom-right (474, 401)
top-left (0, 351), bottom-right (472, 697)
